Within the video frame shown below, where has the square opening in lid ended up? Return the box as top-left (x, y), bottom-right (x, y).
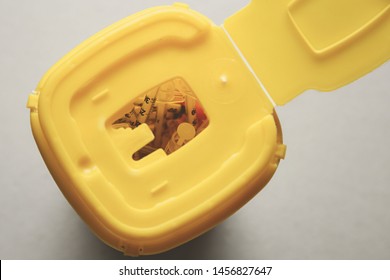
top-left (112, 77), bottom-right (209, 160)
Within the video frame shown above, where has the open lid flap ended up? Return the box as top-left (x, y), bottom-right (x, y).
top-left (224, 0), bottom-right (390, 105)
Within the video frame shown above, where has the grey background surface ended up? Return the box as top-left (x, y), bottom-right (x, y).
top-left (0, 0), bottom-right (389, 259)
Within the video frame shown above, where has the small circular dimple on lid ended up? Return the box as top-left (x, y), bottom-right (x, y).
top-left (220, 74), bottom-right (228, 85)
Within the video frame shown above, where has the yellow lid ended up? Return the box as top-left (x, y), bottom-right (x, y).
top-left (28, 3), bottom-right (283, 256)
top-left (225, 0), bottom-right (390, 105)
top-left (27, 1), bottom-right (389, 256)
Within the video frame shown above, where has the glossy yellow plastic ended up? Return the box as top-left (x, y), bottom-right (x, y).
top-left (225, 0), bottom-right (390, 105)
top-left (27, 3), bottom-right (283, 256)
top-left (27, 1), bottom-right (389, 256)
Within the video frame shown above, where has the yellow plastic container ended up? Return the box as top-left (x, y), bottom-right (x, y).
top-left (27, 1), bottom-right (390, 256)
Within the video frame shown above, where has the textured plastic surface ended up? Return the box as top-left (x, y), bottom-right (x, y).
top-left (225, 0), bottom-right (390, 105)
top-left (28, 4), bottom-right (283, 256)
